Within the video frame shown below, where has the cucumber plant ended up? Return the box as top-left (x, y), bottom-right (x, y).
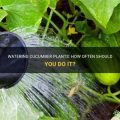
top-left (1, 0), bottom-right (120, 119)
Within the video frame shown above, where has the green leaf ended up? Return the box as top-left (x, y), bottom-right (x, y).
top-left (0, 87), bottom-right (40, 120)
top-left (71, 0), bottom-right (120, 28)
top-left (75, 21), bottom-right (88, 33)
top-left (0, 0), bottom-right (14, 6)
top-left (0, 0), bottom-right (33, 6)
top-left (2, 0), bottom-right (50, 33)
top-left (0, 9), bottom-right (7, 22)
top-left (103, 4), bottom-right (120, 34)
top-left (101, 33), bottom-right (119, 47)
top-left (50, 0), bottom-right (57, 9)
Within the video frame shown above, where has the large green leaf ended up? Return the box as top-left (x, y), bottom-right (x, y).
top-left (103, 4), bottom-right (120, 34)
top-left (0, 9), bottom-right (7, 22)
top-left (0, 0), bottom-right (14, 6)
top-left (0, 0), bottom-right (35, 6)
top-left (2, 0), bottom-right (50, 33)
top-left (71, 0), bottom-right (120, 28)
top-left (0, 87), bottom-right (40, 120)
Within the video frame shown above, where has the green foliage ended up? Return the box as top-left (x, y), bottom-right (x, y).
top-left (71, 0), bottom-right (120, 34)
top-left (101, 34), bottom-right (119, 47)
top-left (75, 21), bottom-right (88, 33)
top-left (103, 4), bottom-right (120, 34)
top-left (1, 1), bottom-right (120, 119)
top-left (0, 0), bottom-right (50, 33)
top-left (1, 0), bottom-right (120, 34)
top-left (81, 36), bottom-right (120, 85)
top-left (0, 0), bottom-right (14, 6)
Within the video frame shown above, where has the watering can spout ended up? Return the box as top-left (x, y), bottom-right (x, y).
top-left (0, 32), bottom-right (28, 88)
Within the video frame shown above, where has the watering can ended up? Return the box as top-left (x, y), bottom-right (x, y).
top-left (0, 32), bottom-right (28, 88)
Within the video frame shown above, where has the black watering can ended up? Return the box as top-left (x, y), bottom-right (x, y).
top-left (0, 32), bottom-right (28, 88)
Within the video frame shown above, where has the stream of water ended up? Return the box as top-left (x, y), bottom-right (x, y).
top-left (0, 30), bottom-right (113, 120)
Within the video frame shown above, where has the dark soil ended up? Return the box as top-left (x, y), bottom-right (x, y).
top-left (88, 102), bottom-right (119, 120)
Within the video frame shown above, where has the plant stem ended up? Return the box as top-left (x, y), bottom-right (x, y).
top-left (101, 95), bottom-right (120, 104)
top-left (43, 16), bottom-right (62, 35)
top-left (76, 35), bottom-right (85, 45)
top-left (107, 86), bottom-right (120, 103)
top-left (43, 10), bottom-right (54, 38)
top-left (80, 85), bottom-right (103, 98)
top-left (51, 8), bottom-right (67, 24)
top-left (113, 90), bottom-right (120, 96)
top-left (80, 85), bottom-right (120, 104)
top-left (50, 8), bottom-right (68, 40)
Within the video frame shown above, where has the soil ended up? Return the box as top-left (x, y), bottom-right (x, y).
top-left (88, 102), bottom-right (119, 120)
